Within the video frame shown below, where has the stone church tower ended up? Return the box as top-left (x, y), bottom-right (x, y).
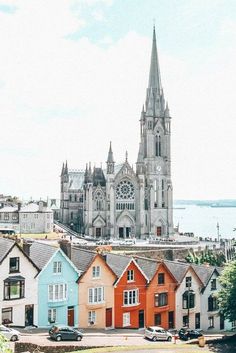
top-left (60, 28), bottom-right (173, 239)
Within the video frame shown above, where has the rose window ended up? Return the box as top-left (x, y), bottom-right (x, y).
top-left (116, 180), bottom-right (135, 200)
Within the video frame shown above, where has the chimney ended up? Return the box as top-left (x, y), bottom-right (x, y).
top-left (17, 203), bottom-right (21, 211)
top-left (22, 240), bottom-right (33, 256)
top-left (59, 239), bottom-right (71, 259)
top-left (38, 201), bottom-right (44, 212)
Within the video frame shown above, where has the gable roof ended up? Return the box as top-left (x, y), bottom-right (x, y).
top-left (134, 256), bottom-right (158, 281)
top-left (77, 253), bottom-right (117, 283)
top-left (0, 238), bottom-right (40, 271)
top-left (105, 252), bottom-right (131, 277)
top-left (0, 238), bottom-right (15, 263)
top-left (70, 247), bottom-right (97, 272)
top-left (28, 241), bottom-right (57, 270)
top-left (163, 260), bottom-right (190, 283)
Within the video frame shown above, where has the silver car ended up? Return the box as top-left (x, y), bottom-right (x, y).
top-left (0, 325), bottom-right (20, 341)
top-left (144, 326), bottom-right (172, 341)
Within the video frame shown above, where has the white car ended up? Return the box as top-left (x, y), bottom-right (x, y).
top-left (0, 325), bottom-right (20, 341)
top-left (119, 239), bottom-right (136, 245)
top-left (144, 326), bottom-right (172, 341)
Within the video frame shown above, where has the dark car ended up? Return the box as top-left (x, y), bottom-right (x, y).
top-left (49, 325), bottom-right (83, 341)
top-left (178, 328), bottom-right (203, 341)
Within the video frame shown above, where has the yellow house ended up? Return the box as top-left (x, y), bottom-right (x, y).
top-left (78, 253), bottom-right (117, 329)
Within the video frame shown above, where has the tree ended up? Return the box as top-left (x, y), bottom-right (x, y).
top-left (0, 334), bottom-right (13, 353)
top-left (218, 260), bottom-right (236, 322)
top-left (185, 249), bottom-right (225, 266)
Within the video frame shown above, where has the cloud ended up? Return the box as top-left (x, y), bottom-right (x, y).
top-left (0, 1), bottom-right (236, 201)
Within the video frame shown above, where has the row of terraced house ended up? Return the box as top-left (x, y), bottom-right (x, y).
top-left (0, 237), bottom-right (234, 332)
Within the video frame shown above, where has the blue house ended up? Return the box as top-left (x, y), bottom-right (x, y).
top-left (27, 241), bottom-right (81, 328)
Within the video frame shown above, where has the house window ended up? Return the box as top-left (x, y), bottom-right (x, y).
top-left (186, 276), bottom-right (192, 288)
top-left (211, 279), bottom-right (217, 290)
top-left (92, 266), bottom-right (101, 278)
top-left (23, 214), bottom-right (27, 218)
top-left (9, 257), bottom-right (20, 273)
top-left (127, 270), bottom-right (134, 282)
top-left (53, 261), bottom-right (62, 274)
top-left (209, 316), bottom-right (214, 328)
top-left (183, 291), bottom-right (195, 309)
top-left (88, 287), bottom-right (104, 304)
top-left (208, 295), bottom-right (218, 311)
top-left (12, 214), bottom-right (18, 220)
top-left (2, 307), bottom-right (13, 324)
top-left (158, 273), bottom-right (165, 284)
top-left (88, 311), bottom-right (96, 325)
top-left (183, 315), bottom-right (189, 327)
top-left (154, 313), bottom-right (161, 326)
top-left (34, 214), bottom-right (38, 219)
top-left (123, 289), bottom-right (139, 306)
top-left (48, 308), bottom-right (56, 324)
top-left (4, 278), bottom-right (25, 300)
top-left (4, 213), bottom-right (9, 220)
top-left (123, 312), bottom-right (130, 327)
top-left (48, 284), bottom-right (67, 302)
top-left (155, 292), bottom-right (168, 307)
top-left (195, 313), bottom-right (200, 329)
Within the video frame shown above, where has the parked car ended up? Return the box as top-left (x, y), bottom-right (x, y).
top-left (49, 325), bottom-right (83, 341)
top-left (144, 326), bottom-right (172, 341)
top-left (96, 240), bottom-right (112, 246)
top-left (178, 328), bottom-right (203, 341)
top-left (119, 239), bottom-right (136, 246)
top-left (0, 325), bottom-right (20, 341)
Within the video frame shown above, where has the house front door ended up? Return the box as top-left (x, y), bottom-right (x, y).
top-left (25, 305), bottom-right (34, 326)
top-left (139, 310), bottom-right (144, 328)
top-left (106, 308), bottom-right (112, 327)
top-left (67, 306), bottom-right (74, 327)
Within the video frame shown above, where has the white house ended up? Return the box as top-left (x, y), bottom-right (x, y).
top-left (19, 201), bottom-right (53, 234)
top-left (193, 265), bottom-right (232, 332)
top-left (0, 238), bottom-right (39, 326)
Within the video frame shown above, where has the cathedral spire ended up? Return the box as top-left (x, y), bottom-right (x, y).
top-left (148, 26), bottom-right (162, 93)
top-left (145, 26), bottom-right (165, 116)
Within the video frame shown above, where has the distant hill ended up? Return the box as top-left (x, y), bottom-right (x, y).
top-left (174, 200), bottom-right (236, 207)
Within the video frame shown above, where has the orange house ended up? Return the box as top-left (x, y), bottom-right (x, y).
top-left (145, 261), bottom-right (178, 329)
top-left (113, 258), bottom-right (148, 328)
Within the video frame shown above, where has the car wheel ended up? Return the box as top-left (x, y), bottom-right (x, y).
top-left (76, 336), bottom-right (82, 341)
top-left (11, 335), bottom-right (18, 342)
top-left (152, 336), bottom-right (157, 341)
top-left (167, 336), bottom-right (172, 342)
top-left (56, 335), bottom-right (62, 341)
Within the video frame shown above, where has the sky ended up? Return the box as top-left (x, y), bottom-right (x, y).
top-left (0, 0), bottom-right (236, 201)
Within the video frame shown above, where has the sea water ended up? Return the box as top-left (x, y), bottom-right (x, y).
top-left (173, 204), bottom-right (236, 238)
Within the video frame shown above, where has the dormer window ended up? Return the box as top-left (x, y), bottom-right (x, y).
top-left (92, 266), bottom-right (101, 278)
top-left (158, 273), bottom-right (165, 284)
top-left (186, 276), bottom-right (192, 288)
top-left (9, 257), bottom-right (19, 273)
top-left (53, 261), bottom-right (62, 274)
top-left (211, 278), bottom-right (216, 290)
top-left (127, 270), bottom-right (134, 282)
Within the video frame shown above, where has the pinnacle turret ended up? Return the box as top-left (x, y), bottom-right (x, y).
top-left (64, 160), bottom-right (68, 174)
top-left (61, 162), bottom-right (65, 176)
top-left (106, 142), bottom-right (115, 174)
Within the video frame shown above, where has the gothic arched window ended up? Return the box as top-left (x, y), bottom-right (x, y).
top-left (94, 191), bottom-right (104, 211)
top-left (155, 135), bottom-right (161, 157)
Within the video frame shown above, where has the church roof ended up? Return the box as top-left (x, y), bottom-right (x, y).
top-left (92, 168), bottom-right (106, 187)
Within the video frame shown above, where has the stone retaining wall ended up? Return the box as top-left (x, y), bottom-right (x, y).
top-left (15, 342), bottom-right (102, 353)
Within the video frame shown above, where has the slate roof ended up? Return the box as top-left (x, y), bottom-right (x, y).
top-left (0, 238), bottom-right (15, 263)
top-left (19, 203), bottom-right (52, 213)
top-left (0, 206), bottom-right (18, 213)
top-left (28, 241), bottom-right (57, 270)
top-left (134, 256), bottom-right (158, 281)
top-left (163, 260), bottom-right (189, 283)
top-left (105, 252), bottom-right (131, 277)
top-left (71, 247), bottom-right (97, 272)
top-left (191, 264), bottom-right (216, 287)
top-left (93, 168), bottom-right (106, 187)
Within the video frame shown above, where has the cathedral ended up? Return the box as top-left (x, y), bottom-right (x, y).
top-left (60, 28), bottom-right (173, 239)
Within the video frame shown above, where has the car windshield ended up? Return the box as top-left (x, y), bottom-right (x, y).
top-left (146, 327), bottom-right (154, 332)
